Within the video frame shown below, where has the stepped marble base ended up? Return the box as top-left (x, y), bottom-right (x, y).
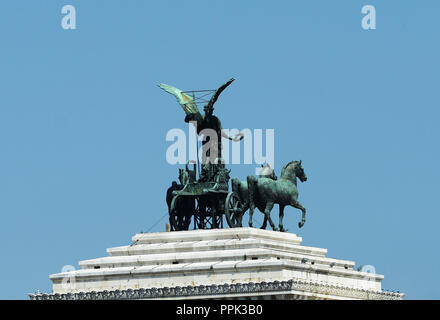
top-left (30, 228), bottom-right (404, 300)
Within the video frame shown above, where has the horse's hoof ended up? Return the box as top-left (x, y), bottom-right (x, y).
top-left (298, 222), bottom-right (304, 228)
top-left (280, 227), bottom-right (288, 232)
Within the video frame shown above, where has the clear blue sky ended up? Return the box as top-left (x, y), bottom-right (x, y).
top-left (0, 0), bottom-right (438, 299)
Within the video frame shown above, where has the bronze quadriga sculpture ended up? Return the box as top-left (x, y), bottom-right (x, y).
top-left (160, 79), bottom-right (307, 232)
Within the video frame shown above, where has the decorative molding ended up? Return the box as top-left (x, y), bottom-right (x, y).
top-left (29, 279), bottom-right (404, 300)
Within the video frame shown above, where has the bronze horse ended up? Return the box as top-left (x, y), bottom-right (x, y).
top-left (247, 160), bottom-right (307, 232)
top-left (231, 164), bottom-right (277, 227)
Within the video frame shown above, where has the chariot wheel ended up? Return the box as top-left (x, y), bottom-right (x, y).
top-left (225, 192), bottom-right (244, 228)
top-left (169, 195), bottom-right (192, 231)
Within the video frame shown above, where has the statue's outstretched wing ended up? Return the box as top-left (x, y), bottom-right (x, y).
top-left (158, 83), bottom-right (200, 115)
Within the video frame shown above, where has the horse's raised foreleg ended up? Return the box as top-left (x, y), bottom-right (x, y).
top-left (263, 202), bottom-right (277, 231)
top-left (279, 205), bottom-right (287, 232)
top-left (291, 200), bottom-right (306, 228)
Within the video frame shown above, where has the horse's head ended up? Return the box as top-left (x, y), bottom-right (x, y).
top-left (216, 167), bottom-right (231, 183)
top-left (281, 160), bottom-right (307, 182)
top-left (231, 177), bottom-right (241, 194)
top-left (178, 169), bottom-right (189, 185)
top-left (258, 163), bottom-right (278, 180)
top-left (295, 160), bottom-right (307, 182)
